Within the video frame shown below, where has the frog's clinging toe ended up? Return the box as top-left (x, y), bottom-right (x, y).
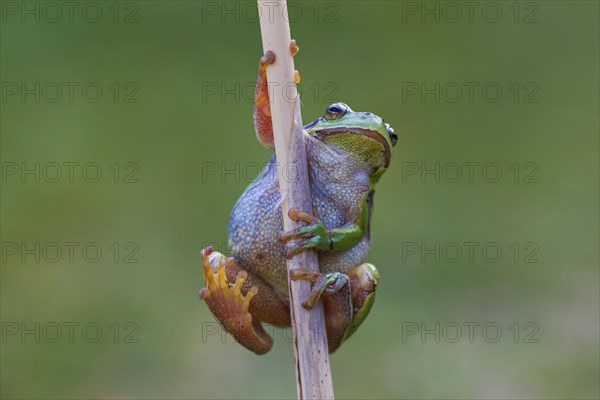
top-left (290, 39), bottom-right (299, 56)
top-left (260, 50), bottom-right (276, 66)
top-left (288, 207), bottom-right (318, 224)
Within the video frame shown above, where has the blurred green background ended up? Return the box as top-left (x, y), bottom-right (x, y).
top-left (1, 1), bottom-right (598, 399)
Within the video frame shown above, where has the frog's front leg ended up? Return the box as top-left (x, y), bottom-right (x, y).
top-left (290, 263), bottom-right (379, 353)
top-left (199, 247), bottom-right (290, 355)
top-left (254, 40), bottom-right (300, 149)
top-left (280, 207), bottom-right (366, 258)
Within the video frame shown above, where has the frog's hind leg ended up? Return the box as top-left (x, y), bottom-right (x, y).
top-left (199, 247), bottom-right (290, 355)
top-left (344, 263), bottom-right (380, 341)
top-left (290, 263), bottom-right (379, 353)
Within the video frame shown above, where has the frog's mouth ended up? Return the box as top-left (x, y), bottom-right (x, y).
top-left (313, 127), bottom-right (392, 168)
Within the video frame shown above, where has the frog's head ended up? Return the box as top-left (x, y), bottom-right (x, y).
top-left (304, 102), bottom-right (397, 176)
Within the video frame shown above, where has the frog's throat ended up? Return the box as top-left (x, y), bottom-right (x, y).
top-left (313, 127), bottom-right (391, 168)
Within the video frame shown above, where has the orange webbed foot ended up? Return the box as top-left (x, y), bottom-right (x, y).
top-left (200, 247), bottom-right (272, 354)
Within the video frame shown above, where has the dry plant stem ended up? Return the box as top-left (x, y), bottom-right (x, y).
top-left (257, 1), bottom-right (334, 399)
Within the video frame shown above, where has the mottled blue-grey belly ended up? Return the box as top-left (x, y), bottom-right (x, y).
top-left (228, 156), bottom-right (371, 300)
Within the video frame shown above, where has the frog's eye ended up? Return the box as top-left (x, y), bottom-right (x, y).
top-left (324, 103), bottom-right (348, 120)
top-left (385, 123), bottom-right (398, 146)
